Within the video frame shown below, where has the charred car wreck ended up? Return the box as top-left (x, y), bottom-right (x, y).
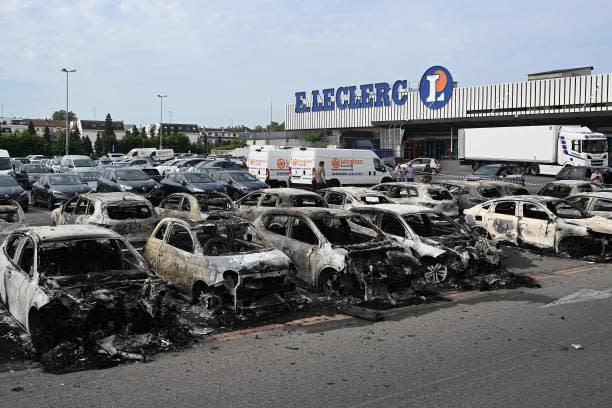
top-left (0, 225), bottom-right (186, 371)
top-left (143, 217), bottom-right (296, 315)
top-left (254, 208), bottom-right (420, 304)
top-left (0, 198), bottom-right (25, 243)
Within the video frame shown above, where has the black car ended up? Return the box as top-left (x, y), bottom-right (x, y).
top-left (210, 170), bottom-right (269, 200)
top-left (467, 164), bottom-right (525, 185)
top-left (142, 167), bottom-right (163, 183)
top-left (159, 172), bottom-right (227, 197)
top-left (195, 160), bottom-right (243, 172)
top-left (32, 173), bottom-right (91, 209)
top-left (0, 175), bottom-right (29, 210)
top-left (14, 163), bottom-right (53, 189)
top-left (97, 168), bottom-right (161, 204)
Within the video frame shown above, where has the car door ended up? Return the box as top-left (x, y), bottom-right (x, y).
top-left (591, 198), bottom-right (612, 219)
top-left (285, 216), bottom-right (319, 285)
top-left (260, 213), bottom-right (290, 249)
top-left (484, 201), bottom-right (519, 243)
top-left (156, 195), bottom-right (184, 219)
top-left (70, 197), bottom-right (91, 224)
top-left (55, 196), bottom-right (79, 225)
top-left (157, 222), bottom-right (197, 291)
top-left (378, 212), bottom-right (409, 240)
top-left (236, 192), bottom-right (264, 220)
top-left (1, 234), bottom-right (23, 305)
top-left (518, 202), bottom-right (556, 249)
top-left (5, 235), bottom-right (35, 324)
top-left (144, 221), bottom-right (169, 272)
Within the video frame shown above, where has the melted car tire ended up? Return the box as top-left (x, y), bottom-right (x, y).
top-left (318, 269), bottom-right (352, 298)
top-left (472, 227), bottom-right (491, 239)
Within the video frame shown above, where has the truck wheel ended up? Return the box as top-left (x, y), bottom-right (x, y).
top-left (471, 162), bottom-right (480, 170)
top-left (528, 164), bottom-right (540, 176)
top-left (328, 179), bottom-right (341, 187)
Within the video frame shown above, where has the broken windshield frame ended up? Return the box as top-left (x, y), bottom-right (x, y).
top-left (311, 215), bottom-right (385, 246)
top-left (402, 212), bottom-right (469, 238)
top-left (193, 222), bottom-right (272, 255)
top-left (545, 200), bottom-right (590, 219)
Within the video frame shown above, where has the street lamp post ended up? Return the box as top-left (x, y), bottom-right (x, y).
top-left (61, 68), bottom-right (76, 155)
top-left (157, 94), bottom-right (167, 149)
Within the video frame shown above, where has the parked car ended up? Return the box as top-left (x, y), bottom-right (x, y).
top-left (60, 155), bottom-right (95, 173)
top-left (155, 192), bottom-right (235, 221)
top-left (13, 163), bottom-right (53, 189)
top-left (159, 172), bottom-right (227, 197)
top-left (0, 175), bottom-right (29, 210)
top-left (195, 160), bottom-right (243, 172)
top-left (537, 180), bottom-right (602, 199)
top-left (51, 193), bottom-right (159, 250)
top-left (566, 192), bottom-right (612, 219)
top-left (481, 180), bottom-right (530, 196)
top-left (371, 182), bottom-right (459, 217)
top-left (76, 171), bottom-right (101, 192)
top-left (106, 153), bottom-right (125, 162)
top-left (96, 168), bottom-right (161, 204)
top-left (401, 158), bottom-right (441, 174)
top-left (141, 168), bottom-right (163, 183)
top-left (155, 158), bottom-right (186, 176)
top-left (254, 208), bottom-right (418, 301)
top-left (209, 170), bottom-right (269, 200)
top-left (0, 225), bottom-right (166, 353)
top-left (143, 217), bottom-right (295, 313)
top-left (0, 199), bottom-right (25, 243)
top-left (236, 188), bottom-right (327, 221)
top-left (555, 165), bottom-right (594, 181)
top-left (467, 164), bottom-right (525, 185)
top-left (352, 204), bottom-right (501, 283)
top-left (31, 173), bottom-right (90, 209)
top-left (464, 196), bottom-right (612, 258)
top-left (318, 187), bottom-right (394, 209)
top-left (432, 180), bottom-right (502, 213)
top-left (45, 158), bottom-right (61, 173)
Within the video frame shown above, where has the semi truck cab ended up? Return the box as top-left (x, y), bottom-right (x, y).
top-left (556, 127), bottom-right (608, 168)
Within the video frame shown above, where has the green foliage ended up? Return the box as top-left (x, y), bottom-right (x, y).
top-left (212, 139), bottom-right (247, 150)
top-left (52, 110), bottom-right (77, 121)
top-left (43, 126), bottom-right (52, 143)
top-left (94, 135), bottom-right (103, 155)
top-left (304, 131), bottom-right (326, 147)
top-left (254, 121), bottom-right (285, 132)
top-left (81, 136), bottom-right (93, 155)
top-left (27, 121), bottom-right (36, 135)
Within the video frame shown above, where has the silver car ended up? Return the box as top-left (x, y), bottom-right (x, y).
top-left (371, 182), bottom-right (459, 217)
top-left (566, 191), bottom-right (612, 219)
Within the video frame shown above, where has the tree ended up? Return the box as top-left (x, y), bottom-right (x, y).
top-left (43, 126), bottom-right (52, 143)
top-left (101, 113), bottom-right (118, 154)
top-left (130, 125), bottom-right (140, 137)
top-left (51, 110), bottom-right (77, 121)
top-left (254, 121), bottom-right (285, 132)
top-left (81, 136), bottom-right (93, 156)
top-left (94, 134), bottom-right (103, 155)
top-left (304, 130), bottom-right (325, 146)
top-left (27, 121), bottom-right (36, 135)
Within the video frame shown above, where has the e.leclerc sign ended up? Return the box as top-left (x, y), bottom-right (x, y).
top-left (295, 66), bottom-right (453, 113)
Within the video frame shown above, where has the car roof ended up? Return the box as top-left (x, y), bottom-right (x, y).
top-left (352, 203), bottom-right (437, 215)
top-left (485, 195), bottom-right (560, 204)
top-left (545, 180), bottom-right (594, 186)
top-left (80, 192), bottom-right (151, 203)
top-left (16, 225), bottom-right (120, 242)
top-left (375, 182), bottom-right (439, 189)
top-left (567, 191), bottom-right (612, 199)
top-left (263, 207), bottom-right (353, 218)
top-left (257, 188), bottom-right (321, 197)
top-left (160, 216), bottom-right (248, 229)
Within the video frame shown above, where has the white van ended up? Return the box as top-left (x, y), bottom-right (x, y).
top-left (289, 148), bottom-right (393, 187)
top-left (248, 146), bottom-right (293, 187)
top-left (60, 155), bottom-right (95, 173)
top-left (124, 148), bottom-right (174, 162)
top-left (0, 149), bottom-right (12, 175)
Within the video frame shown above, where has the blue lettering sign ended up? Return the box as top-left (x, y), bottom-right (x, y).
top-left (336, 87), bottom-right (348, 110)
top-left (392, 80), bottom-right (408, 105)
top-left (348, 86), bottom-right (360, 109)
top-left (295, 92), bottom-right (308, 113)
top-left (374, 82), bottom-right (391, 107)
top-left (311, 90), bottom-right (323, 112)
top-left (359, 84), bottom-right (374, 108)
top-left (322, 88), bottom-right (335, 111)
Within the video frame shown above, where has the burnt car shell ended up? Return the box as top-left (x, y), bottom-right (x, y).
top-left (0, 199), bottom-right (25, 243)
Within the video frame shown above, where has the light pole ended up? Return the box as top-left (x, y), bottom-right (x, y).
top-left (157, 94), bottom-right (167, 149)
top-left (62, 68), bottom-right (76, 155)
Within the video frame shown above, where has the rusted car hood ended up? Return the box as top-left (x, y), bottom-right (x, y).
top-left (205, 249), bottom-right (292, 276)
top-left (563, 216), bottom-right (612, 235)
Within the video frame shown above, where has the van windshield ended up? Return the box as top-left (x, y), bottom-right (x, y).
top-left (0, 158), bottom-right (11, 171)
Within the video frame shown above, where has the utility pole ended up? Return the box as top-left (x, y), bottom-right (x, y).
top-left (157, 94), bottom-right (167, 149)
top-left (169, 110), bottom-right (173, 123)
top-left (61, 68), bottom-right (76, 156)
top-left (270, 101), bottom-right (273, 137)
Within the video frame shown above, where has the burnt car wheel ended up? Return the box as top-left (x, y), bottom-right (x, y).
top-left (472, 227), bottom-right (490, 239)
top-left (423, 261), bottom-right (449, 284)
top-left (318, 269), bottom-right (352, 298)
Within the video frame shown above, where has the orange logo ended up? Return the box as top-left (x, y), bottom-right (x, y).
top-left (331, 157), bottom-right (341, 169)
top-left (276, 158), bottom-right (286, 169)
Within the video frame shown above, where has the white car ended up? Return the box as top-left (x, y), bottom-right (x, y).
top-left (537, 180), bottom-right (602, 199)
top-left (371, 182), bottom-right (459, 217)
top-left (464, 196), bottom-right (612, 258)
top-left (401, 158), bottom-right (441, 174)
top-left (566, 192), bottom-right (612, 219)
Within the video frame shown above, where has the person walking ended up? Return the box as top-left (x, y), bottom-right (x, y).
top-left (405, 163), bottom-right (414, 182)
top-left (314, 161), bottom-right (326, 190)
top-left (394, 163), bottom-right (402, 181)
top-left (423, 164), bottom-right (433, 183)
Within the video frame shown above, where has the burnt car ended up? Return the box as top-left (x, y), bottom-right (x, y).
top-left (537, 180), bottom-right (602, 198)
top-left (255, 208), bottom-right (419, 302)
top-left (566, 192), bottom-right (612, 219)
top-left (156, 192), bottom-right (235, 221)
top-left (481, 181), bottom-right (530, 196)
top-left (0, 174), bottom-right (29, 210)
top-left (371, 182), bottom-right (459, 218)
top-left (432, 180), bottom-right (502, 213)
top-left (0, 225), bottom-right (169, 353)
top-left (31, 173), bottom-right (91, 209)
top-left (97, 168), bottom-right (162, 205)
top-left (51, 193), bottom-right (159, 250)
top-left (0, 199), bottom-right (25, 243)
top-left (143, 217), bottom-right (295, 313)
top-left (209, 171), bottom-right (269, 200)
top-left (464, 196), bottom-right (612, 259)
top-left (318, 187), bottom-right (394, 209)
top-left (159, 172), bottom-right (227, 197)
top-left (352, 204), bottom-right (501, 283)
top-left (467, 164), bottom-right (525, 185)
top-left (237, 188), bottom-right (327, 221)
top-left (14, 163), bottom-right (53, 189)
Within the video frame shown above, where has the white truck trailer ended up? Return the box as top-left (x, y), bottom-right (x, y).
top-left (458, 125), bottom-right (608, 176)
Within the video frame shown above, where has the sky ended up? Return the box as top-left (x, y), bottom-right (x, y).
top-left (1, 0), bottom-right (611, 128)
